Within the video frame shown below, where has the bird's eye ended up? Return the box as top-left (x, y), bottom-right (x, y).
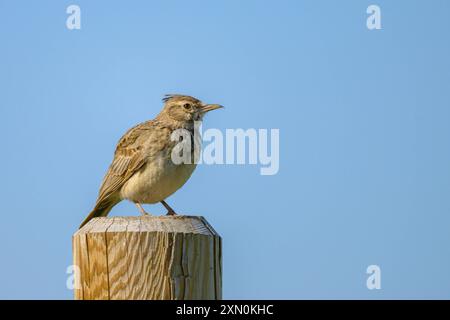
top-left (183, 103), bottom-right (192, 110)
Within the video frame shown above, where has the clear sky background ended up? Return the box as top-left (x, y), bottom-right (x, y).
top-left (0, 0), bottom-right (449, 299)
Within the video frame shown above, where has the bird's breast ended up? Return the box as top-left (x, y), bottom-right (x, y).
top-left (120, 152), bottom-right (197, 204)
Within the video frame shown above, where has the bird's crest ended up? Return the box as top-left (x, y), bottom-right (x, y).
top-left (162, 94), bottom-right (201, 104)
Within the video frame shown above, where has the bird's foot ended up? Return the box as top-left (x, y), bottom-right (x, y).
top-left (161, 200), bottom-right (177, 216)
top-left (135, 203), bottom-right (152, 216)
top-left (166, 210), bottom-right (177, 216)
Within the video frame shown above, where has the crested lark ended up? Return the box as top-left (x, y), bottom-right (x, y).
top-left (80, 94), bottom-right (223, 228)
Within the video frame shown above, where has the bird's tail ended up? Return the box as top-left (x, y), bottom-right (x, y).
top-left (79, 198), bottom-right (119, 229)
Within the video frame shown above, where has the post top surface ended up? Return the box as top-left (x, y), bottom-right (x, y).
top-left (74, 215), bottom-right (219, 237)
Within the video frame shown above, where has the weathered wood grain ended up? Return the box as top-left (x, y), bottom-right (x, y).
top-left (73, 215), bottom-right (222, 300)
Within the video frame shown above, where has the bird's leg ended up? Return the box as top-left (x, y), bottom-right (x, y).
top-left (135, 203), bottom-right (151, 216)
top-left (161, 200), bottom-right (177, 216)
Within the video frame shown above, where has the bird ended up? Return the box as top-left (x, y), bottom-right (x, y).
top-left (79, 94), bottom-right (223, 228)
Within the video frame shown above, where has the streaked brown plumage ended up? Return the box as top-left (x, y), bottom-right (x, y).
top-left (80, 94), bottom-right (223, 228)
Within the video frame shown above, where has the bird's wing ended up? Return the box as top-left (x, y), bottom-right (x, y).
top-left (95, 120), bottom-right (164, 205)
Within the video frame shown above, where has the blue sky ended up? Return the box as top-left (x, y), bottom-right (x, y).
top-left (0, 0), bottom-right (449, 299)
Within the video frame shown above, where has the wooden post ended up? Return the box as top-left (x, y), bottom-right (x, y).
top-left (72, 215), bottom-right (222, 300)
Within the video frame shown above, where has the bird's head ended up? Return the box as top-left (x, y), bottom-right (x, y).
top-left (159, 94), bottom-right (223, 122)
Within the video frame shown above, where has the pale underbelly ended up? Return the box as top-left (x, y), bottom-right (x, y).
top-left (120, 156), bottom-right (197, 204)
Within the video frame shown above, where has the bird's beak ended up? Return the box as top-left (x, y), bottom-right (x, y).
top-left (200, 104), bottom-right (224, 113)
